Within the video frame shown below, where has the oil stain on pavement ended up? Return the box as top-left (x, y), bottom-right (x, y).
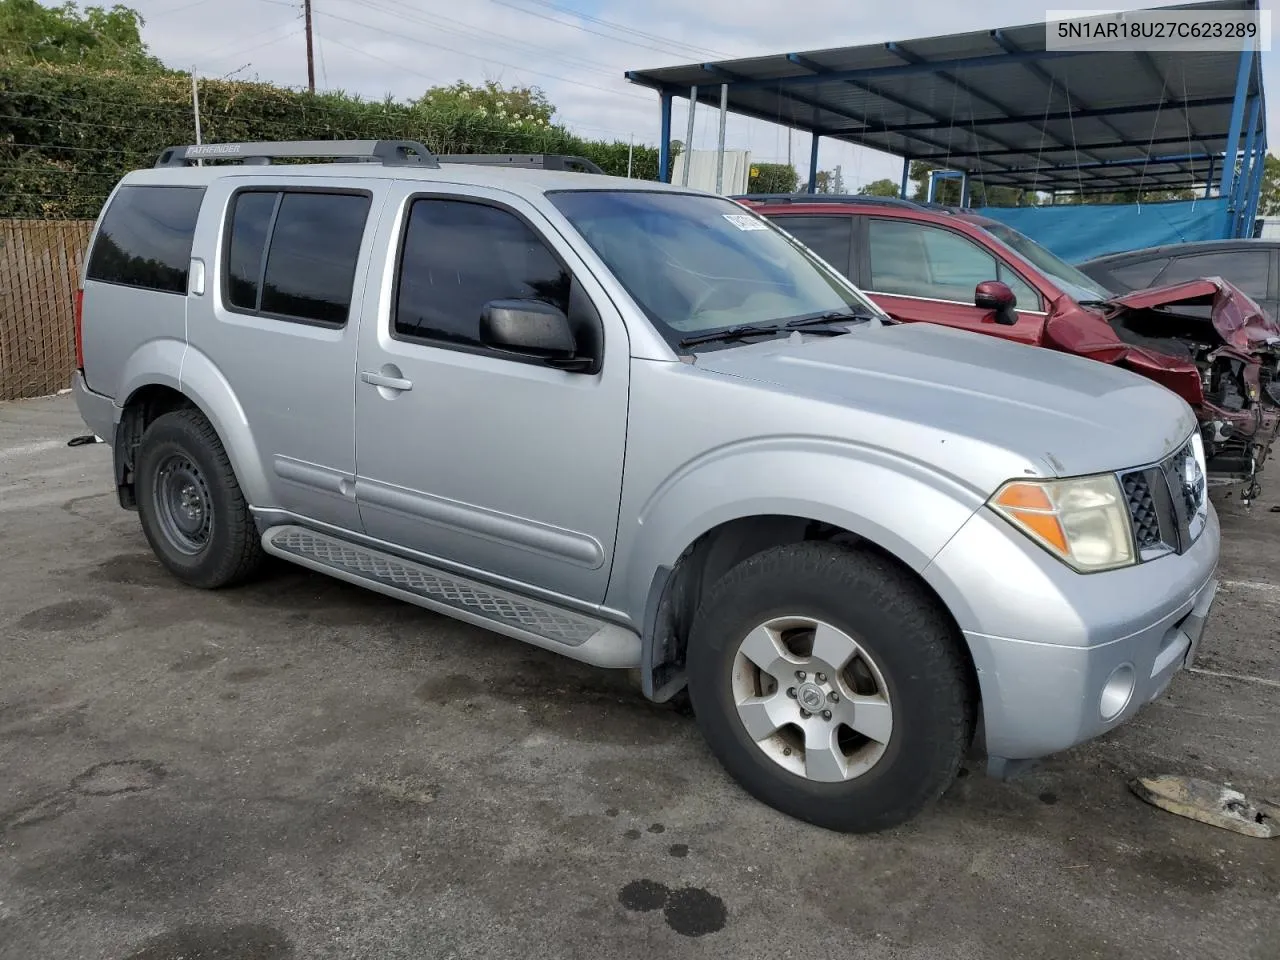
top-left (120, 923), bottom-right (293, 960)
top-left (618, 879), bottom-right (727, 937)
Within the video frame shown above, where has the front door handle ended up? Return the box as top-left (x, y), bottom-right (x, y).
top-left (361, 370), bottom-right (413, 392)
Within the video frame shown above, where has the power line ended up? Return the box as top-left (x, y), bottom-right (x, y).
top-left (315, 32), bottom-right (643, 143)
top-left (146, 0), bottom-right (217, 17)
top-left (486, 0), bottom-right (726, 61)
top-left (337, 0), bottom-right (627, 81)
top-left (196, 20), bottom-right (304, 65)
top-left (505, 0), bottom-right (728, 59)
top-left (316, 7), bottom-right (653, 103)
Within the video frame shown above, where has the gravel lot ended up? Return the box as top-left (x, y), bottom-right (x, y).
top-left (1, 394), bottom-right (1278, 960)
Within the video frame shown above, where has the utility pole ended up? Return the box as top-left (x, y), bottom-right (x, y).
top-left (190, 66), bottom-right (203, 166)
top-left (304, 0), bottom-right (316, 94)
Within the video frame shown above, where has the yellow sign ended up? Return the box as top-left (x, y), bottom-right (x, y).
top-left (750, 167), bottom-right (759, 178)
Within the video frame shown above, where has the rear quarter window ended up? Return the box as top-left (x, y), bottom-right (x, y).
top-left (85, 185), bottom-right (205, 295)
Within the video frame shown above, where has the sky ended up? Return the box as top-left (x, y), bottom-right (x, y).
top-left (92, 0), bottom-right (1280, 188)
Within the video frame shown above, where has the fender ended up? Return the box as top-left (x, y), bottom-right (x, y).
top-left (173, 344), bottom-right (274, 508)
top-left (605, 436), bottom-right (988, 624)
top-left (116, 338), bottom-right (185, 409)
top-left (117, 341), bottom-right (272, 509)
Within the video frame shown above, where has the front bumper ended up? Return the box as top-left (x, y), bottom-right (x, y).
top-left (923, 501), bottom-right (1220, 763)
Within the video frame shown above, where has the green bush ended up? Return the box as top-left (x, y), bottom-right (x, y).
top-left (0, 62), bottom-right (665, 219)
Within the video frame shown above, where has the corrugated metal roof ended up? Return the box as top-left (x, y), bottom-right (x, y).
top-left (625, 0), bottom-right (1265, 193)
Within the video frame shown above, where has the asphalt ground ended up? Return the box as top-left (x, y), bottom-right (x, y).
top-left (1, 394), bottom-right (1277, 960)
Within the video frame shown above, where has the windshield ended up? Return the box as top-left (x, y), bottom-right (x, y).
top-left (982, 222), bottom-right (1114, 303)
top-left (547, 190), bottom-right (881, 346)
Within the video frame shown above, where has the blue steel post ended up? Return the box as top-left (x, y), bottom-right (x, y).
top-left (1233, 95), bottom-right (1261, 234)
top-left (899, 156), bottom-right (910, 198)
top-left (658, 93), bottom-right (673, 183)
top-left (1245, 141), bottom-right (1267, 236)
top-left (807, 133), bottom-right (820, 193)
top-left (1218, 45), bottom-right (1254, 200)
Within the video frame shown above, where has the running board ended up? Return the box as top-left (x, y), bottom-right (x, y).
top-left (261, 525), bottom-right (640, 668)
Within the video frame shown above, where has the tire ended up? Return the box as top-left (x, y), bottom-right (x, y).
top-left (685, 541), bottom-right (975, 833)
top-left (134, 408), bottom-right (265, 590)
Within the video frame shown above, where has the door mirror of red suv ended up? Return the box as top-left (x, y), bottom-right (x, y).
top-left (975, 280), bottom-right (1018, 325)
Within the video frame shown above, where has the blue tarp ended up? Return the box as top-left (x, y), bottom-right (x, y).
top-left (974, 197), bottom-right (1231, 264)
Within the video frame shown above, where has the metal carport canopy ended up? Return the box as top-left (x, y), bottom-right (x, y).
top-left (624, 0), bottom-right (1264, 195)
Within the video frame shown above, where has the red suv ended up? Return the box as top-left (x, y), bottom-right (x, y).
top-left (738, 194), bottom-right (1280, 498)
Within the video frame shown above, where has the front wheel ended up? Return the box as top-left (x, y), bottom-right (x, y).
top-left (685, 541), bottom-right (975, 833)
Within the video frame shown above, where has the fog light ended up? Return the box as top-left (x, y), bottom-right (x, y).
top-left (1100, 664), bottom-right (1136, 721)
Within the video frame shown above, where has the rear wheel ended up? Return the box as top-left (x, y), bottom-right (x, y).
top-left (686, 541), bottom-right (974, 833)
top-left (135, 409), bottom-right (264, 589)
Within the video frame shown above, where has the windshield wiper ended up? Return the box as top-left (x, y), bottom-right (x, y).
top-left (678, 311), bottom-right (867, 348)
top-left (784, 309), bottom-right (870, 329)
top-left (678, 324), bottom-right (783, 347)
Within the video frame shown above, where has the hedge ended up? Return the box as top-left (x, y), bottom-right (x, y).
top-left (0, 62), bottom-right (665, 219)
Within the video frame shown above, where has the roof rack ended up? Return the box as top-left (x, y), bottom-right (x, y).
top-left (732, 193), bottom-right (924, 209)
top-left (436, 153), bottom-right (606, 174)
top-left (154, 139), bottom-right (439, 168)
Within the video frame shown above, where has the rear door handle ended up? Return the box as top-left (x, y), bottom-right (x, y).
top-left (361, 371), bottom-right (413, 392)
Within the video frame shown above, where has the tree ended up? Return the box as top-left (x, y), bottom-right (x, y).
top-left (1054, 187), bottom-right (1198, 204)
top-left (413, 80), bottom-right (555, 126)
top-left (748, 162), bottom-right (799, 194)
top-left (0, 0), bottom-right (166, 72)
top-left (814, 165), bottom-right (846, 194)
top-left (860, 178), bottom-right (900, 197)
top-left (908, 161), bottom-right (1032, 208)
top-left (1256, 153), bottom-right (1280, 216)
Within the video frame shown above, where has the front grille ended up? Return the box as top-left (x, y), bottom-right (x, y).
top-left (1122, 472), bottom-right (1162, 549)
top-left (1119, 438), bottom-right (1207, 562)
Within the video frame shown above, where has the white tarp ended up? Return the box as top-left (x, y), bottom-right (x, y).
top-left (670, 149), bottom-right (751, 195)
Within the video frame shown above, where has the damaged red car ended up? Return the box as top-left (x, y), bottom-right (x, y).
top-left (739, 195), bottom-right (1280, 498)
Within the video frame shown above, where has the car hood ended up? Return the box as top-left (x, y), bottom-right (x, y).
top-left (1105, 277), bottom-right (1280, 351)
top-left (692, 321), bottom-right (1197, 489)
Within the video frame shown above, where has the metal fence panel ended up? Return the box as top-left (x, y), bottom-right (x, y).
top-left (0, 220), bottom-right (93, 401)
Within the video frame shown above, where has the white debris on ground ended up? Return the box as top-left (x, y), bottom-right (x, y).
top-left (1130, 775), bottom-right (1279, 838)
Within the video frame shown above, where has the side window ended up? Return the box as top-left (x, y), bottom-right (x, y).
top-left (996, 264), bottom-right (1042, 312)
top-left (869, 219), bottom-right (1040, 309)
top-left (394, 198), bottom-right (572, 349)
top-left (85, 185), bottom-right (205, 294)
top-left (1154, 251), bottom-right (1269, 300)
top-left (1098, 257), bottom-right (1170, 293)
top-left (223, 189), bottom-right (371, 326)
top-left (769, 216), bottom-right (853, 275)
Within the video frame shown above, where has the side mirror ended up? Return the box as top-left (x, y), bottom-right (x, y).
top-left (479, 299), bottom-right (589, 370)
top-left (975, 280), bottom-right (1018, 325)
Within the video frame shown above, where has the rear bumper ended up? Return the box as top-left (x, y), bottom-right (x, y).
top-left (923, 502), bottom-right (1220, 763)
top-left (71, 370), bottom-right (116, 441)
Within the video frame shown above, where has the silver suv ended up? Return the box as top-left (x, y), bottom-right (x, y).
top-left (72, 139), bottom-right (1219, 832)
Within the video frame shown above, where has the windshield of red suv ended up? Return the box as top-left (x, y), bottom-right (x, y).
top-left (548, 190), bottom-right (882, 343)
top-left (980, 222), bottom-right (1113, 304)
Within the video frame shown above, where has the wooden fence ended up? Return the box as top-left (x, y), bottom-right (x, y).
top-left (0, 220), bottom-right (94, 401)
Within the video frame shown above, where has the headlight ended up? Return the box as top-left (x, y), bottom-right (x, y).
top-left (989, 474), bottom-right (1135, 572)
top-left (1190, 430), bottom-right (1207, 479)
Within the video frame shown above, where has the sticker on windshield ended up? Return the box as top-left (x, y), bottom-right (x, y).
top-left (723, 214), bottom-right (768, 231)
